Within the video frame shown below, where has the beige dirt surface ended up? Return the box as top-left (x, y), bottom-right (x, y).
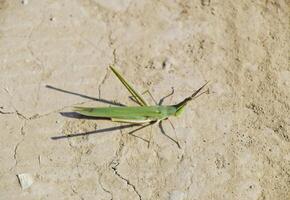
top-left (0, 0), bottom-right (289, 200)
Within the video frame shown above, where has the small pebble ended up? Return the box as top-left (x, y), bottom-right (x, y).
top-left (17, 173), bottom-right (34, 190)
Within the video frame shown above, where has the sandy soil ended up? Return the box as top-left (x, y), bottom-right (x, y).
top-left (0, 0), bottom-right (289, 199)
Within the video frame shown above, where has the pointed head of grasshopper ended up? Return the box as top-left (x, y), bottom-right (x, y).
top-left (174, 82), bottom-right (209, 117)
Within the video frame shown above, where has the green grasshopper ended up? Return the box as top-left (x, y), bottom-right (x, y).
top-left (74, 66), bottom-right (208, 147)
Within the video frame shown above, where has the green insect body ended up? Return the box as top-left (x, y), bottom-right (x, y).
top-left (75, 66), bottom-right (207, 124)
top-left (74, 105), bottom-right (178, 122)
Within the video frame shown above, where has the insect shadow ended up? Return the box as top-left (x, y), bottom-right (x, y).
top-left (46, 85), bottom-right (125, 107)
top-left (47, 85), bottom-right (176, 146)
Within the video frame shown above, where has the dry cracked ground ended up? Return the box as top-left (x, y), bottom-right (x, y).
top-left (0, 0), bottom-right (289, 200)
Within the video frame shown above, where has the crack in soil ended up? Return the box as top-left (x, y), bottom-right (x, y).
top-left (10, 121), bottom-right (26, 171)
top-left (0, 110), bottom-right (14, 114)
top-left (111, 162), bottom-right (142, 200)
top-left (98, 68), bottom-right (110, 99)
top-left (26, 13), bottom-right (46, 108)
top-left (12, 140), bottom-right (23, 170)
top-left (71, 185), bottom-right (85, 200)
top-left (107, 129), bottom-right (142, 199)
top-left (98, 173), bottom-right (113, 200)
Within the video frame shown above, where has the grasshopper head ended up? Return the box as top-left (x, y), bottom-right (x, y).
top-left (174, 82), bottom-right (209, 116)
top-left (174, 98), bottom-right (189, 116)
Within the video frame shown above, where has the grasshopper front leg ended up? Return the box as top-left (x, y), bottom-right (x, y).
top-left (159, 120), bottom-right (181, 149)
